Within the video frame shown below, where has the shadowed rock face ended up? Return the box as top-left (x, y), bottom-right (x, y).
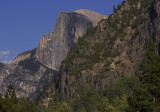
top-left (0, 62), bottom-right (5, 71)
top-left (35, 10), bottom-right (107, 70)
top-left (0, 49), bottom-right (58, 100)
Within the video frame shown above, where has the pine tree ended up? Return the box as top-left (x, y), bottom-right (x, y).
top-left (127, 39), bottom-right (160, 112)
top-left (113, 5), bottom-right (116, 12)
top-left (117, 4), bottom-right (121, 10)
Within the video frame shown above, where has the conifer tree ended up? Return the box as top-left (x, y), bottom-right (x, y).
top-left (113, 5), bottom-right (116, 12)
top-left (127, 39), bottom-right (160, 112)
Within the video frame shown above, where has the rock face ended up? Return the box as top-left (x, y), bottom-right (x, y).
top-left (0, 62), bottom-right (5, 71)
top-left (74, 9), bottom-right (108, 26)
top-left (58, 0), bottom-right (160, 97)
top-left (0, 9), bottom-right (107, 100)
top-left (35, 10), bottom-right (107, 70)
top-left (0, 49), bottom-right (58, 100)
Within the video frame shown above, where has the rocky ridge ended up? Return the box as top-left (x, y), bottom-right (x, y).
top-left (58, 0), bottom-right (159, 97)
top-left (35, 10), bottom-right (107, 70)
top-left (0, 49), bottom-right (58, 100)
top-left (0, 10), bottom-right (107, 100)
top-left (74, 9), bottom-right (108, 26)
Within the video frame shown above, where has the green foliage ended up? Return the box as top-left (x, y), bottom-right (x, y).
top-left (73, 43), bottom-right (104, 71)
top-left (110, 21), bottom-right (119, 31)
top-left (104, 77), bottom-right (140, 102)
top-left (127, 39), bottom-right (160, 112)
top-left (128, 0), bottom-right (153, 13)
top-left (131, 18), bottom-right (141, 29)
top-left (127, 88), bottom-right (156, 112)
top-left (103, 28), bottom-right (126, 58)
top-left (0, 85), bottom-right (42, 112)
top-left (87, 43), bottom-right (104, 63)
top-left (140, 0), bottom-right (153, 9)
top-left (128, 0), bottom-right (138, 6)
top-left (13, 98), bottom-right (42, 112)
top-left (112, 95), bottom-right (129, 112)
top-left (0, 76), bottom-right (140, 112)
top-left (103, 47), bottom-right (112, 58)
top-left (113, 28), bottom-right (127, 41)
top-left (96, 98), bottom-right (113, 112)
top-left (115, 60), bottom-right (121, 65)
top-left (68, 68), bottom-right (79, 76)
top-left (121, 10), bottom-right (132, 28)
top-left (0, 86), bottom-right (73, 112)
top-left (47, 99), bottom-right (72, 112)
top-left (54, 76), bottom-right (139, 112)
top-left (130, 7), bottom-right (141, 16)
top-left (104, 60), bottom-right (112, 67)
top-left (72, 87), bottom-right (104, 112)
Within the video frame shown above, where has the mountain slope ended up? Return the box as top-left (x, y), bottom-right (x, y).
top-left (58, 0), bottom-right (158, 97)
top-left (0, 49), bottom-right (58, 100)
top-left (0, 10), bottom-right (107, 100)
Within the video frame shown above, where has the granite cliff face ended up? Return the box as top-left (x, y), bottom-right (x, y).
top-left (0, 49), bottom-right (58, 100)
top-left (35, 10), bottom-right (107, 70)
top-left (74, 9), bottom-right (108, 26)
top-left (0, 9), bottom-right (107, 100)
top-left (58, 0), bottom-right (160, 97)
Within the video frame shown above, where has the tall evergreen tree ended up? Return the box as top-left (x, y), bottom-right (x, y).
top-left (113, 5), bottom-right (116, 12)
top-left (127, 39), bottom-right (160, 112)
top-left (117, 4), bottom-right (121, 10)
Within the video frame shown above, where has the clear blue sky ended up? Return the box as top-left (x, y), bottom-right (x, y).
top-left (0, 0), bottom-right (124, 64)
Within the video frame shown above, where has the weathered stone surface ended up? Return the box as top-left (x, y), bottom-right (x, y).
top-left (0, 49), bottom-right (58, 100)
top-left (35, 10), bottom-right (107, 70)
top-left (74, 9), bottom-right (107, 26)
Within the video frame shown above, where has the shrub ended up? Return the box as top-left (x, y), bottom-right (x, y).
top-left (104, 60), bottom-right (112, 67)
top-left (115, 61), bottom-right (121, 65)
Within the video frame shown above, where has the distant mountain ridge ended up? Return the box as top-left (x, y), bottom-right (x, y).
top-left (35, 9), bottom-right (107, 70)
top-left (0, 49), bottom-right (58, 100)
top-left (0, 9), bottom-right (107, 100)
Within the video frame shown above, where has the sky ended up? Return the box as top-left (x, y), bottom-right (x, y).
top-left (0, 0), bottom-right (124, 64)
